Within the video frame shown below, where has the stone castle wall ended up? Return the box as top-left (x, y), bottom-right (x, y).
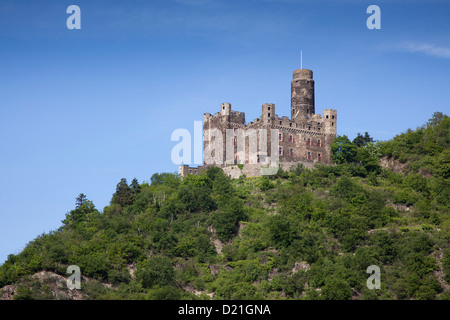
top-left (179, 68), bottom-right (338, 178)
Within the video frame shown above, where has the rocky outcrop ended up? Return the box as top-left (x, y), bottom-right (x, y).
top-left (0, 271), bottom-right (85, 300)
top-left (380, 156), bottom-right (407, 173)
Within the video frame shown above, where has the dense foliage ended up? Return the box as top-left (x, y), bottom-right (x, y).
top-left (1, 113), bottom-right (449, 300)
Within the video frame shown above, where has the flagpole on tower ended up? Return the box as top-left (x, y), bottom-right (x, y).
top-left (301, 50), bottom-right (303, 69)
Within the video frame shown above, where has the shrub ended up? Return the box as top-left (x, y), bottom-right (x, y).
top-left (136, 256), bottom-right (175, 289)
top-left (321, 277), bottom-right (352, 300)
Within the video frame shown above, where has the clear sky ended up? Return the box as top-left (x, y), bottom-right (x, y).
top-left (0, 0), bottom-right (449, 265)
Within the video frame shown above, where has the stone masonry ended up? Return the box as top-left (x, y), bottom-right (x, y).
top-left (179, 66), bottom-right (337, 178)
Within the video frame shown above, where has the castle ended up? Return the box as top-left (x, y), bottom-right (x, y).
top-left (179, 67), bottom-right (337, 178)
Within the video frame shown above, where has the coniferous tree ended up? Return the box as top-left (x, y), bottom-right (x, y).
top-left (353, 132), bottom-right (374, 147)
top-left (62, 194), bottom-right (97, 226)
top-left (75, 193), bottom-right (87, 209)
top-left (113, 178), bottom-right (133, 207)
top-left (130, 177), bottom-right (141, 201)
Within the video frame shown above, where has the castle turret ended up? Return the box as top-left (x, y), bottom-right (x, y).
top-left (261, 103), bottom-right (275, 125)
top-left (291, 69), bottom-right (315, 122)
top-left (220, 102), bottom-right (231, 116)
top-left (322, 109), bottom-right (337, 135)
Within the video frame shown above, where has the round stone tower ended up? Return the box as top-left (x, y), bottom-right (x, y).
top-left (291, 69), bottom-right (315, 122)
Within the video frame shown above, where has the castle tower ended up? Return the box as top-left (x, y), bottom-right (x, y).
top-left (220, 102), bottom-right (231, 116)
top-left (291, 69), bottom-right (315, 122)
top-left (261, 103), bottom-right (275, 125)
top-left (322, 109), bottom-right (337, 135)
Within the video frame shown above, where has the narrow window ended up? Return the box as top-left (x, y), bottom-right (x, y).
top-left (289, 123), bottom-right (292, 127)
top-left (332, 115), bottom-right (335, 119)
top-left (279, 121), bottom-right (282, 125)
top-left (317, 139), bottom-right (322, 147)
top-left (289, 135), bottom-right (293, 142)
top-left (268, 113), bottom-right (270, 117)
top-left (289, 149), bottom-right (294, 157)
top-left (279, 133), bottom-right (283, 141)
top-left (307, 152), bottom-right (311, 160)
top-left (318, 153), bottom-right (322, 162)
top-left (326, 115), bottom-right (329, 119)
top-left (279, 147), bottom-right (283, 155)
top-left (268, 107), bottom-right (271, 111)
top-left (332, 122), bottom-right (334, 126)
top-left (307, 138), bottom-right (311, 146)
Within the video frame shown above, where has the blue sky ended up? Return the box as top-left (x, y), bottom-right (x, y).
top-left (0, 0), bottom-right (449, 264)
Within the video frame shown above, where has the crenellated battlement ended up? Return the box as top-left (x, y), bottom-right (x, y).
top-left (204, 103), bottom-right (246, 126)
top-left (181, 65), bottom-right (339, 177)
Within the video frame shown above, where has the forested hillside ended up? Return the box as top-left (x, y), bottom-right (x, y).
top-left (1, 113), bottom-right (449, 300)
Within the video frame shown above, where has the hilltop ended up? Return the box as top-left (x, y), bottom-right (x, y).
top-left (1, 112), bottom-right (449, 300)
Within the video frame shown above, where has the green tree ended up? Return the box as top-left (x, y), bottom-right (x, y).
top-left (321, 277), bottom-right (352, 300)
top-left (403, 174), bottom-right (428, 193)
top-left (426, 111), bottom-right (445, 128)
top-left (62, 196), bottom-right (98, 227)
top-left (150, 172), bottom-right (180, 189)
top-left (434, 149), bottom-right (450, 178)
top-left (213, 199), bottom-right (245, 242)
top-left (78, 254), bottom-right (109, 279)
top-left (330, 175), bottom-right (363, 201)
top-left (443, 249), bottom-right (450, 284)
top-left (268, 214), bottom-right (295, 248)
top-left (213, 172), bottom-right (235, 203)
top-left (331, 135), bottom-right (358, 164)
top-left (178, 184), bottom-right (216, 213)
top-left (113, 178), bottom-right (133, 207)
top-left (258, 176), bottom-right (274, 191)
top-left (356, 146), bottom-right (381, 173)
top-left (146, 286), bottom-right (182, 300)
top-left (206, 166), bottom-right (225, 182)
top-left (353, 132), bottom-right (374, 147)
top-left (75, 193), bottom-right (87, 209)
top-left (136, 255), bottom-right (175, 289)
top-left (130, 178), bottom-right (141, 199)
